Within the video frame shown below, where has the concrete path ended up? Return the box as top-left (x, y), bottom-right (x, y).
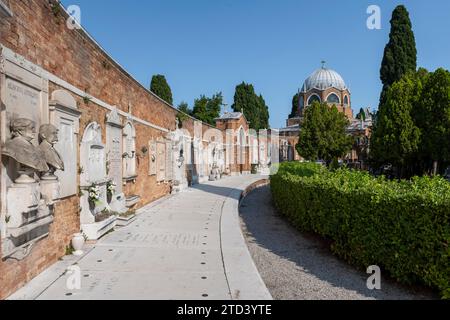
top-left (9, 175), bottom-right (271, 300)
top-left (240, 185), bottom-right (437, 300)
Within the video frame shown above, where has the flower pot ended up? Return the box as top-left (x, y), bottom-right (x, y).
top-left (71, 233), bottom-right (85, 256)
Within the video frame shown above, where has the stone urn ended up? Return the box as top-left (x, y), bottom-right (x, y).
top-left (71, 233), bottom-right (85, 256)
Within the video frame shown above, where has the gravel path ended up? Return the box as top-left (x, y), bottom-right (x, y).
top-left (239, 185), bottom-right (437, 300)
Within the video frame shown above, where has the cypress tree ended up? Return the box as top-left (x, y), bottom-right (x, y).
top-left (150, 74), bottom-right (173, 105)
top-left (379, 5), bottom-right (417, 105)
top-left (232, 82), bottom-right (270, 130)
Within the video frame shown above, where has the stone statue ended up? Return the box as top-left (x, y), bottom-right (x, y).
top-left (2, 118), bottom-right (49, 183)
top-left (39, 124), bottom-right (64, 180)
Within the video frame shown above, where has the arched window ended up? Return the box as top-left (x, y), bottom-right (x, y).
top-left (299, 96), bottom-right (304, 108)
top-left (327, 93), bottom-right (340, 104)
top-left (307, 94), bottom-right (321, 106)
top-left (344, 95), bottom-right (349, 105)
top-left (123, 122), bottom-right (137, 178)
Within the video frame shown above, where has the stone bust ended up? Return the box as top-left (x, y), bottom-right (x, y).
top-left (2, 118), bottom-right (49, 178)
top-left (39, 124), bottom-right (64, 179)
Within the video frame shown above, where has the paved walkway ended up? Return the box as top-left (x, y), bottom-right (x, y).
top-left (240, 185), bottom-right (437, 300)
top-left (9, 175), bottom-right (271, 300)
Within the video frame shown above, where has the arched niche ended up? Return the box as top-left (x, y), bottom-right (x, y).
top-left (49, 90), bottom-right (81, 198)
top-left (122, 121), bottom-right (137, 179)
top-left (80, 122), bottom-right (106, 186)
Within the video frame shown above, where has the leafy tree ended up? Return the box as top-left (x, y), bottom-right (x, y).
top-left (192, 93), bottom-right (223, 126)
top-left (296, 102), bottom-right (352, 162)
top-left (289, 93), bottom-right (299, 118)
top-left (370, 73), bottom-right (421, 176)
top-left (178, 101), bottom-right (192, 116)
top-left (150, 74), bottom-right (173, 105)
top-left (414, 68), bottom-right (450, 174)
top-left (379, 5), bottom-right (417, 105)
top-left (232, 82), bottom-right (270, 130)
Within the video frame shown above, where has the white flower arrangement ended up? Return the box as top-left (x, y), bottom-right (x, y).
top-left (88, 184), bottom-right (101, 204)
top-left (107, 180), bottom-right (116, 195)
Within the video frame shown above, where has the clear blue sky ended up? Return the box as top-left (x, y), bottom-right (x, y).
top-left (61, 0), bottom-right (450, 128)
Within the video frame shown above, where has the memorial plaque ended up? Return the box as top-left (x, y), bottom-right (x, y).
top-left (5, 78), bottom-right (41, 124)
top-left (165, 141), bottom-right (173, 181)
top-left (107, 135), bottom-right (122, 191)
top-left (123, 122), bottom-right (136, 178)
top-left (80, 122), bottom-right (106, 186)
top-left (106, 109), bottom-right (123, 194)
top-left (51, 90), bottom-right (81, 198)
top-left (156, 141), bottom-right (166, 182)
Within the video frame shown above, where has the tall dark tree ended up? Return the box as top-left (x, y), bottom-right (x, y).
top-left (232, 82), bottom-right (270, 130)
top-left (289, 93), bottom-right (299, 119)
top-left (191, 93), bottom-right (223, 126)
top-left (370, 73), bottom-right (421, 175)
top-left (177, 101), bottom-right (192, 116)
top-left (258, 94), bottom-right (270, 129)
top-left (296, 102), bottom-right (352, 163)
top-left (150, 74), bottom-right (173, 105)
top-left (379, 5), bottom-right (417, 105)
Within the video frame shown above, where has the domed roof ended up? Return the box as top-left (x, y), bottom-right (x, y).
top-left (301, 67), bottom-right (347, 92)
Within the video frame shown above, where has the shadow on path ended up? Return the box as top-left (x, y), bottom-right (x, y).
top-left (239, 185), bottom-right (437, 300)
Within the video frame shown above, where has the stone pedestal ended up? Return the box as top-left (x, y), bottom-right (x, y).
top-left (108, 192), bottom-right (128, 214)
top-left (3, 182), bottom-right (54, 260)
top-left (81, 215), bottom-right (116, 241)
top-left (40, 179), bottom-right (60, 205)
top-left (6, 183), bottom-right (40, 228)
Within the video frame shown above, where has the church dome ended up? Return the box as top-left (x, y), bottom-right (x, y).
top-left (301, 67), bottom-right (347, 92)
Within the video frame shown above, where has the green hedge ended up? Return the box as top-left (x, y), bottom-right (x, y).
top-left (270, 162), bottom-right (450, 298)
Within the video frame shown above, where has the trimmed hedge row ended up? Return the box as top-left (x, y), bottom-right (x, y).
top-left (270, 162), bottom-right (450, 298)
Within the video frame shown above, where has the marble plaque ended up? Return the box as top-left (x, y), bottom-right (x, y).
top-left (165, 141), bottom-right (173, 181)
top-left (5, 78), bottom-right (40, 124)
top-left (106, 120), bottom-right (123, 193)
top-left (123, 122), bottom-right (136, 178)
top-left (89, 146), bottom-right (106, 182)
top-left (156, 141), bottom-right (166, 182)
top-left (80, 122), bottom-right (106, 186)
top-left (51, 90), bottom-right (81, 198)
